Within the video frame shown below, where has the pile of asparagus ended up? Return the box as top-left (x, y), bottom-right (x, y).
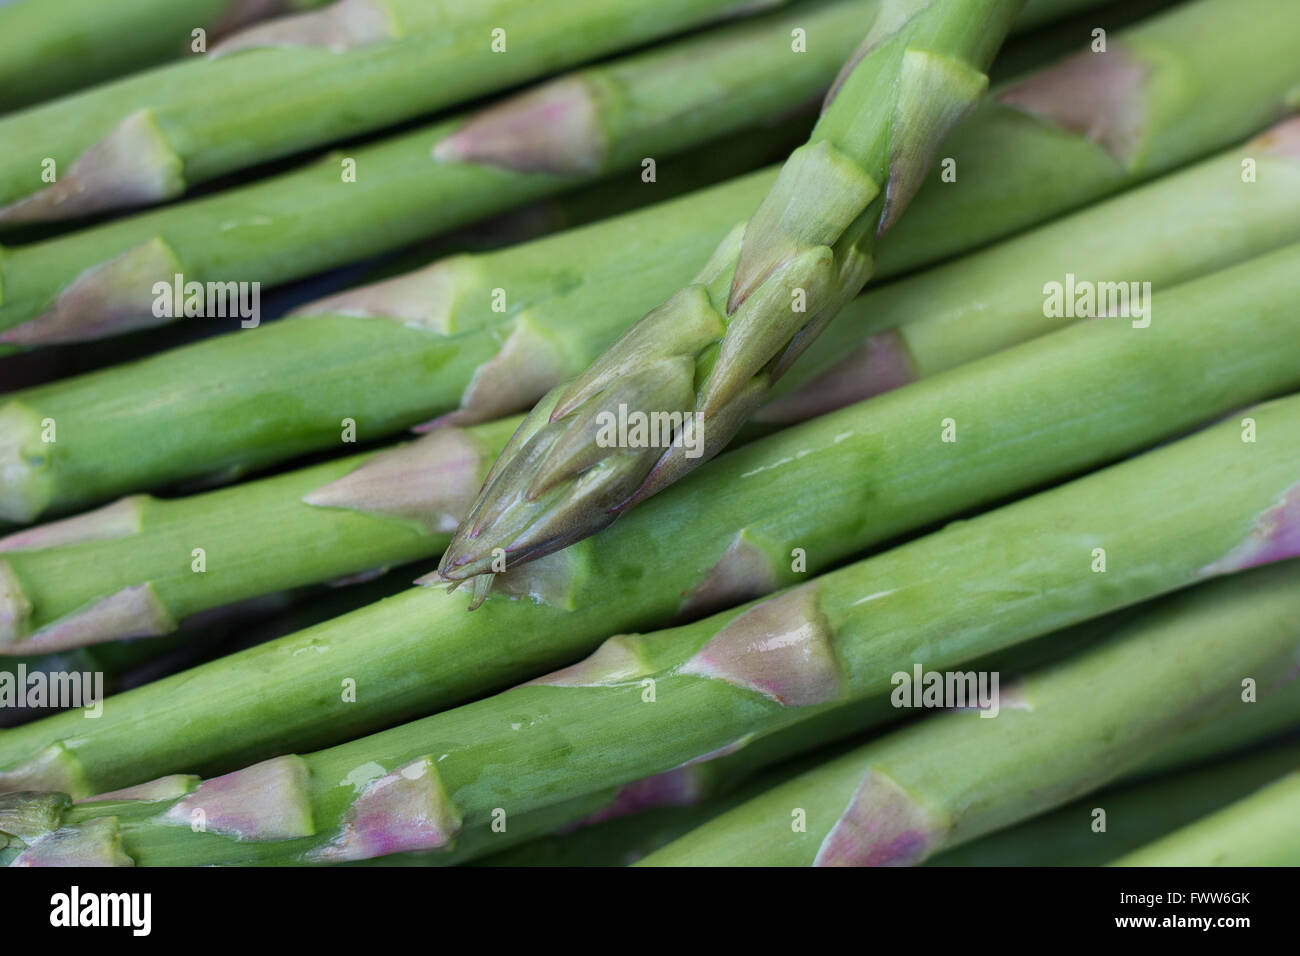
top-left (1, 0), bottom-right (1298, 868)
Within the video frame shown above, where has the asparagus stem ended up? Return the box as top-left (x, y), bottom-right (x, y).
top-left (0, 0), bottom-right (868, 352)
top-left (757, 116), bottom-right (1300, 422)
top-left (4, 243), bottom-right (1300, 796)
top-left (8, 394), bottom-right (1300, 865)
top-left (0, 419), bottom-right (518, 653)
top-left (7, 0), bottom-right (1290, 523)
top-left (0, 0), bottom-right (329, 114)
top-left (0, 0), bottom-right (773, 224)
top-left (16, 116), bottom-right (1300, 645)
top-left (1108, 770), bottom-right (1300, 866)
top-left (437, 0), bottom-right (1027, 597)
top-left (638, 562), bottom-right (1300, 866)
top-left (929, 740), bottom-right (1300, 866)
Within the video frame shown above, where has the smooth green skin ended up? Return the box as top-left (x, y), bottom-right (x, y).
top-left (0, 418), bottom-right (518, 645)
top-left (40, 397), bottom-right (1300, 865)
top-left (930, 740), bottom-right (1300, 867)
top-left (440, 0), bottom-right (1024, 585)
top-left (0, 0), bottom-right (328, 114)
top-left (472, 614), bottom-right (1119, 867)
top-left (1110, 770), bottom-right (1300, 866)
top-left (0, 0), bottom-right (862, 336)
top-left (4, 245), bottom-right (1300, 795)
top-left (0, 0), bottom-right (768, 213)
top-left (7, 0), bottom-right (1279, 518)
top-left (4, 171), bottom-right (777, 519)
top-left (876, 0), bottom-right (1300, 276)
top-left (767, 129), bottom-right (1300, 408)
top-left (641, 562), bottom-right (1300, 867)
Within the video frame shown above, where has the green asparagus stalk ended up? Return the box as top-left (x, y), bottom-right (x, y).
top-left (16, 118), bottom-right (1300, 647)
top-left (758, 116), bottom-right (1300, 422)
top-left (469, 612), bottom-right (1121, 867)
top-left (437, 0), bottom-right (1027, 601)
top-left (0, 419), bottom-right (518, 653)
top-left (0, 0), bottom-right (866, 353)
top-left (0, 0), bottom-right (327, 114)
top-left (929, 740), bottom-right (1300, 866)
top-left (443, 0), bottom-right (1300, 595)
top-left (638, 561), bottom-right (1300, 867)
top-left (0, 0), bottom-right (771, 225)
top-left (878, 0), bottom-right (1300, 275)
top-left (1109, 770), bottom-right (1300, 867)
top-left (4, 243), bottom-right (1299, 796)
top-left (7, 0), bottom-right (1292, 523)
top-left (7, 397), bottom-right (1300, 865)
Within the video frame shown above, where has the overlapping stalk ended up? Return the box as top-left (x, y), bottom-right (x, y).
top-left (0, 0), bottom-right (771, 224)
top-left (929, 740), bottom-right (1300, 866)
top-left (13, 119), bottom-right (1300, 646)
top-left (0, 419), bottom-right (518, 653)
top-left (0, 0), bottom-right (867, 353)
top-left (758, 116), bottom-right (1300, 422)
top-left (5, 399), bottom-right (1300, 865)
top-left (437, 0), bottom-right (1027, 599)
top-left (0, 0), bottom-right (327, 113)
top-left (1109, 771), bottom-right (1300, 867)
top-left (638, 562), bottom-right (1300, 866)
top-left (6, 0), bottom-right (1293, 523)
top-left (4, 244), bottom-right (1300, 795)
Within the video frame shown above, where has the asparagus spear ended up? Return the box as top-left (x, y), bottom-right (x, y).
top-left (0, 0), bottom-right (865, 353)
top-left (0, 0), bottom-right (327, 114)
top-left (0, 419), bottom-right (518, 653)
top-left (1109, 770), bottom-right (1300, 867)
top-left (17, 119), bottom-right (1300, 647)
top-left (7, 395), bottom-right (1300, 865)
top-left (0, 0), bottom-right (773, 225)
top-left (7, 0), bottom-right (1291, 522)
top-left (929, 740), bottom-right (1300, 866)
top-left (759, 116), bottom-right (1300, 423)
top-left (4, 243), bottom-right (1299, 795)
top-left (638, 562), bottom-right (1300, 867)
top-left (437, 0), bottom-right (1027, 601)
